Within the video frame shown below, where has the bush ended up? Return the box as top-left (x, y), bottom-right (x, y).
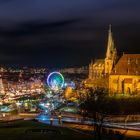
top-left (80, 90), bottom-right (140, 115)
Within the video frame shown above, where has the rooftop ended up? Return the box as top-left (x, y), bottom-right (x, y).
top-left (112, 54), bottom-right (140, 75)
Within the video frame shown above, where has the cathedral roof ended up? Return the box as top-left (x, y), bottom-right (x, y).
top-left (111, 54), bottom-right (140, 75)
top-left (95, 59), bottom-right (104, 63)
top-left (93, 59), bottom-right (104, 67)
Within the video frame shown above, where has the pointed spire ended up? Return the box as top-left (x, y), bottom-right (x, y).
top-left (91, 59), bottom-right (93, 65)
top-left (109, 24), bottom-right (111, 33)
top-left (106, 24), bottom-right (115, 59)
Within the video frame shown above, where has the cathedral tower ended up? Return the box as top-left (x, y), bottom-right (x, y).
top-left (105, 24), bottom-right (117, 75)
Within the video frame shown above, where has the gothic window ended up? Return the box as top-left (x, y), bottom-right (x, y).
top-left (127, 68), bottom-right (129, 74)
top-left (127, 87), bottom-right (131, 94)
top-left (127, 58), bottom-right (130, 65)
top-left (122, 80), bottom-right (124, 93)
top-left (136, 59), bottom-right (138, 65)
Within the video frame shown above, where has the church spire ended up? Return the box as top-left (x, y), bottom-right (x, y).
top-left (105, 25), bottom-right (117, 74)
top-left (106, 24), bottom-right (115, 59)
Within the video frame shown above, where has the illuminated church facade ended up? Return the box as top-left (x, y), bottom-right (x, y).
top-left (85, 25), bottom-right (140, 95)
top-left (109, 54), bottom-right (140, 95)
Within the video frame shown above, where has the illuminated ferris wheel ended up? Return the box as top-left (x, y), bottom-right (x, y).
top-left (47, 72), bottom-right (64, 91)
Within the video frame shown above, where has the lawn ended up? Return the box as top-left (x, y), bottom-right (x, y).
top-left (0, 120), bottom-right (93, 140)
top-left (0, 120), bottom-right (139, 140)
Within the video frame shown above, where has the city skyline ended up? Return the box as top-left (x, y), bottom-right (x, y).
top-left (0, 0), bottom-right (140, 68)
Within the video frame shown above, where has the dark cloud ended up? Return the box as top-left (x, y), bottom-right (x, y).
top-left (0, 0), bottom-right (13, 4)
top-left (0, 0), bottom-right (140, 68)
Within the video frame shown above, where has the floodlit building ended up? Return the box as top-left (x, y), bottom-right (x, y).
top-left (85, 25), bottom-right (117, 89)
top-left (85, 25), bottom-right (140, 95)
top-left (109, 54), bottom-right (140, 95)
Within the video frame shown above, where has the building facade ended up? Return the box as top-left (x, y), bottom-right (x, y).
top-left (85, 25), bottom-right (140, 95)
top-left (109, 54), bottom-right (140, 95)
top-left (85, 25), bottom-right (117, 89)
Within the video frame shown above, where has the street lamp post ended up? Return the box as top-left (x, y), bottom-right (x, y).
top-left (50, 117), bottom-right (53, 125)
top-left (58, 115), bottom-right (62, 124)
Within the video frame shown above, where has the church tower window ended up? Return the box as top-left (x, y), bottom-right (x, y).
top-left (127, 58), bottom-right (130, 65)
top-left (136, 58), bottom-right (138, 65)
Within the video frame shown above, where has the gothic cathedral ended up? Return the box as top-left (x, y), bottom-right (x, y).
top-left (85, 25), bottom-right (140, 95)
top-left (85, 25), bottom-right (117, 89)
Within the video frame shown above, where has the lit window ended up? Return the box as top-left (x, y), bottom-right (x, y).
top-left (127, 58), bottom-right (130, 65)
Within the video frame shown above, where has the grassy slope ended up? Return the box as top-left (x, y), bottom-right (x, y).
top-left (0, 120), bottom-right (139, 140)
top-left (0, 120), bottom-right (93, 140)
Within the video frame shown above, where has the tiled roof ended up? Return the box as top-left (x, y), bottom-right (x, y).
top-left (112, 54), bottom-right (140, 75)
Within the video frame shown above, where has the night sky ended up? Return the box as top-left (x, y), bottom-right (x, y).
top-left (0, 0), bottom-right (140, 68)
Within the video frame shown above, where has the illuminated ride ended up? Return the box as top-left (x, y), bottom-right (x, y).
top-left (47, 72), bottom-right (64, 91)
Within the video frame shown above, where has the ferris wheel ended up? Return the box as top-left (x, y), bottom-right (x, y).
top-left (47, 72), bottom-right (64, 91)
